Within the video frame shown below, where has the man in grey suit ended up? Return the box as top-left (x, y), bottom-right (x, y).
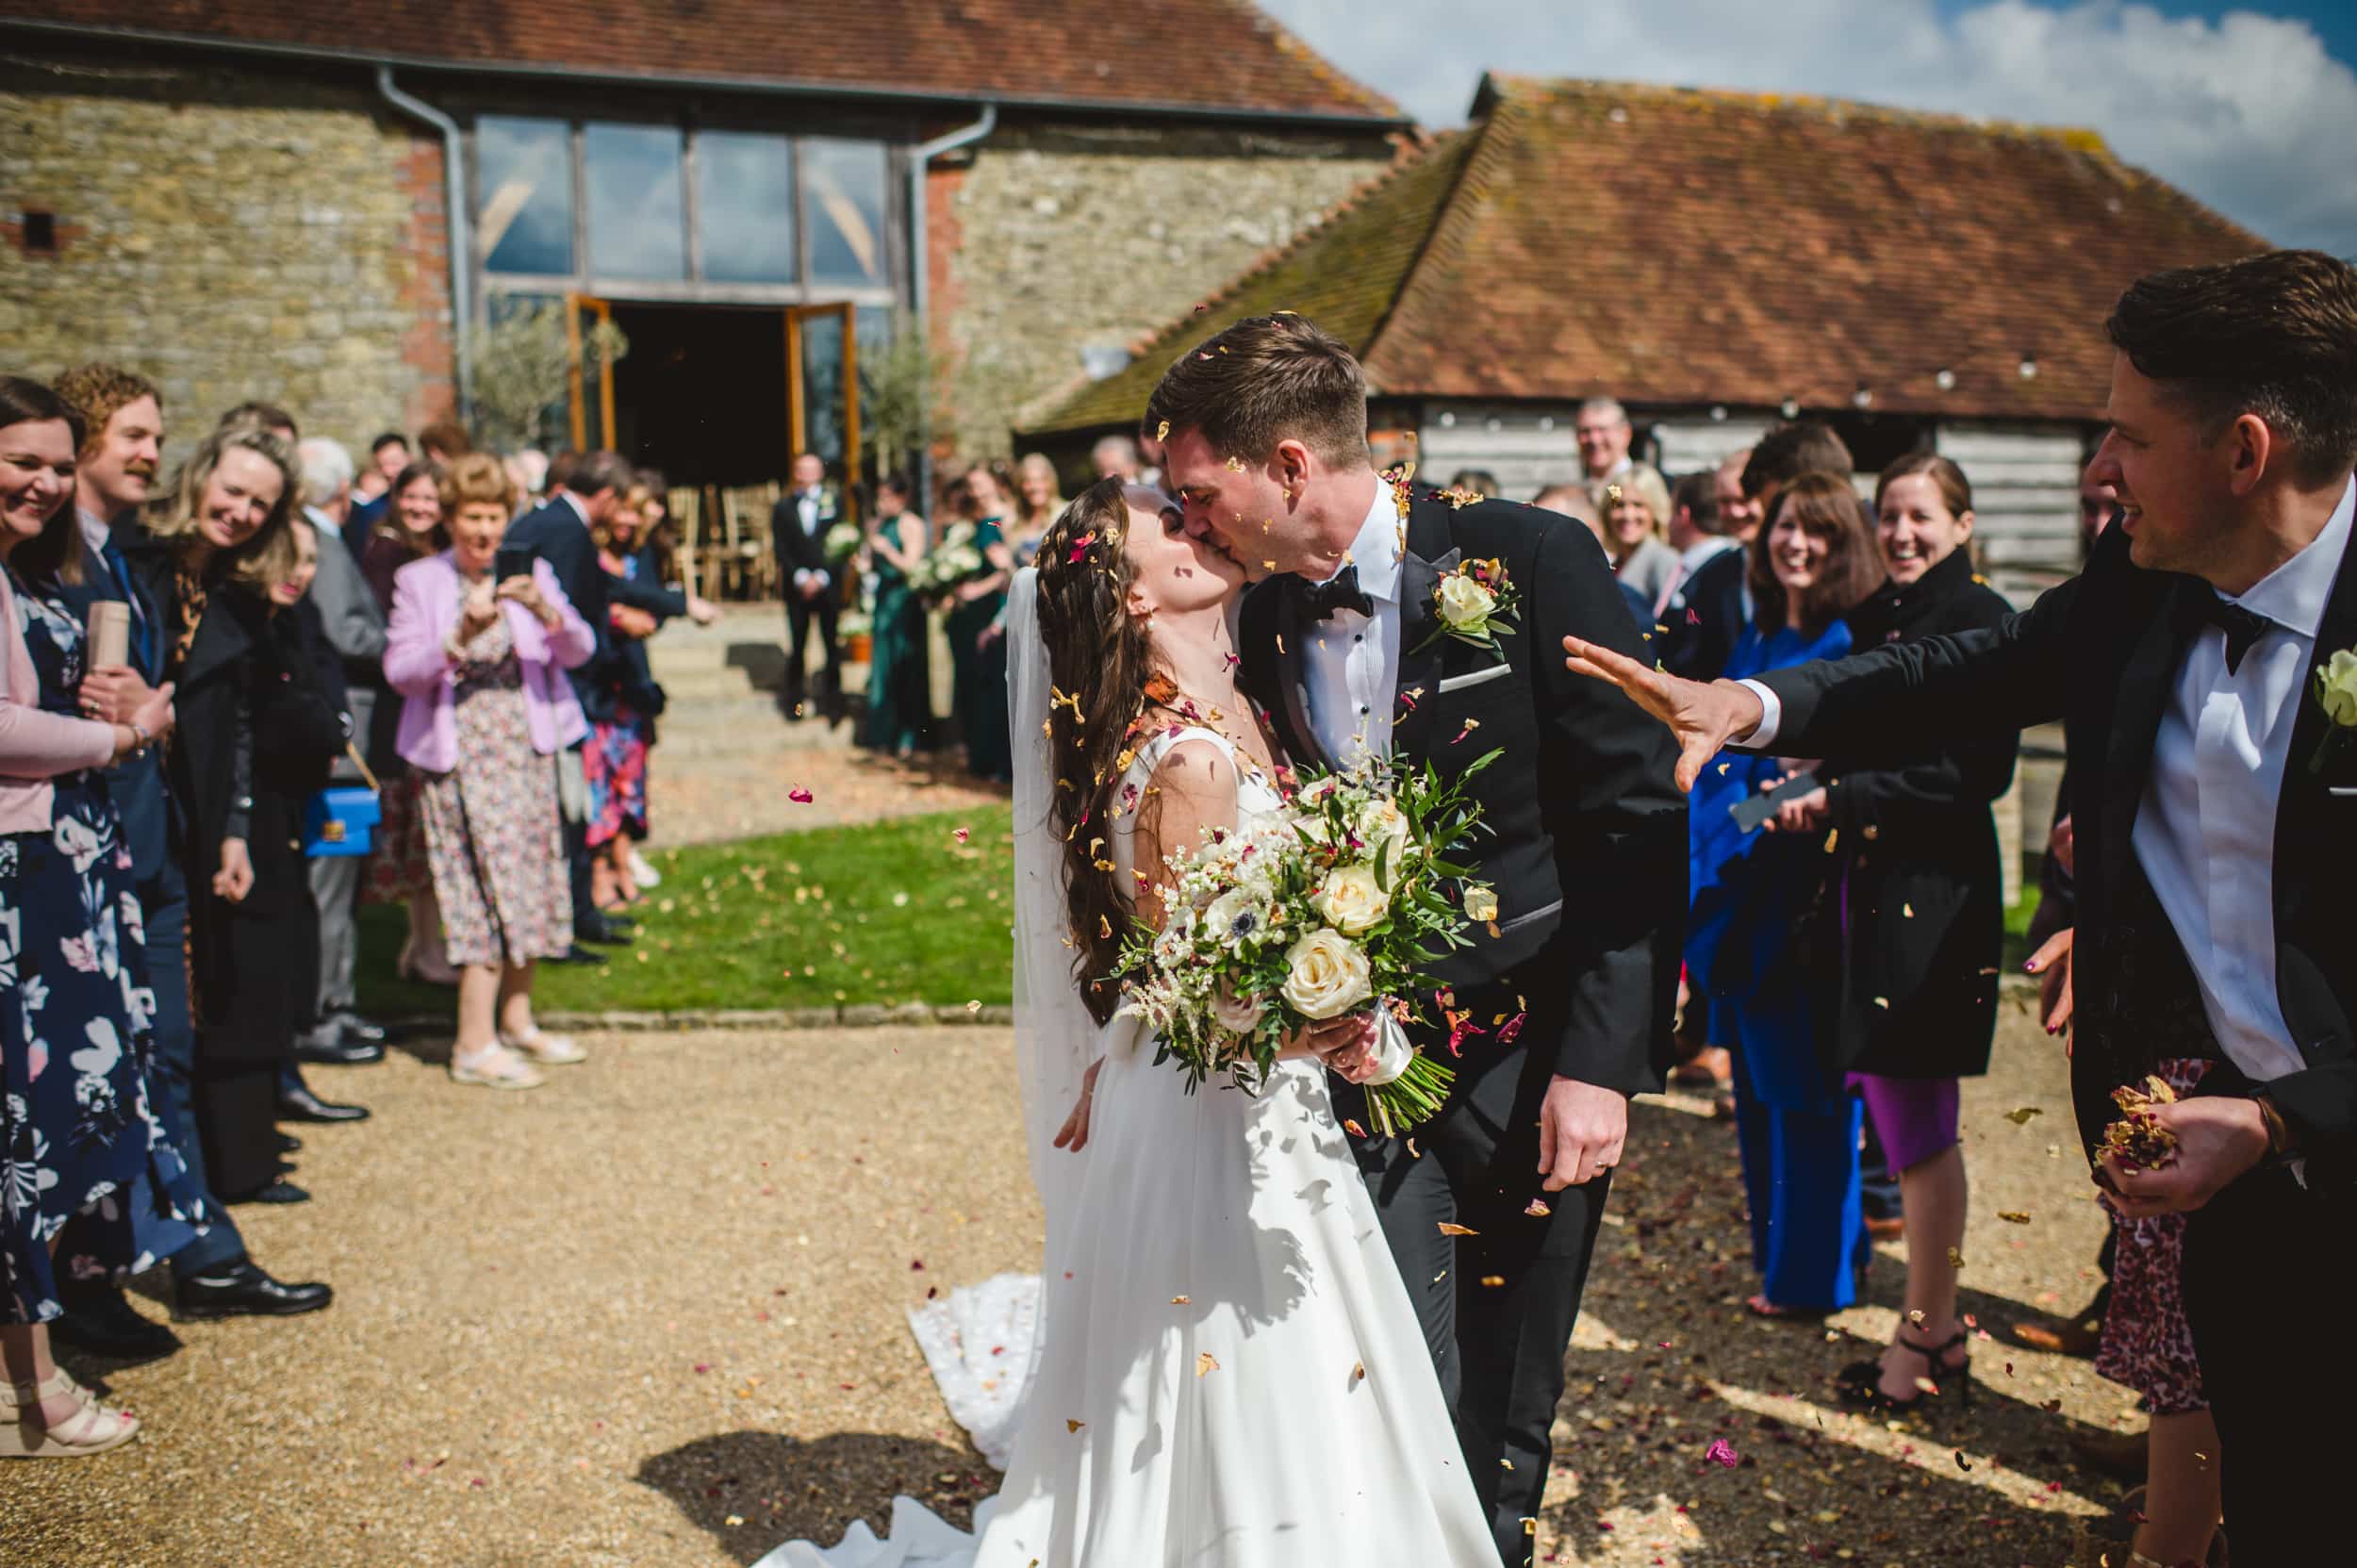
top-left (294, 437), bottom-right (392, 1065)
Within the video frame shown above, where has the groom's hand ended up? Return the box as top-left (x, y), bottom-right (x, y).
top-left (1561, 636), bottom-right (1764, 793)
top-left (1538, 1076), bottom-right (1626, 1191)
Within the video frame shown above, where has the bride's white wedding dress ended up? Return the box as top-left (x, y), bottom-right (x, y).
top-left (759, 718), bottom-right (1496, 1567)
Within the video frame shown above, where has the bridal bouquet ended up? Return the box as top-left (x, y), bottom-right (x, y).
top-left (1113, 752), bottom-right (1500, 1135)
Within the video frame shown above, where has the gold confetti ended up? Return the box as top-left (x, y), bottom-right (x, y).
top-left (1172, 1296), bottom-right (1191, 1304)
top-left (1524, 1197), bottom-right (1552, 1217)
top-left (1156, 420), bottom-right (1170, 441)
top-left (1351, 1361), bottom-right (1366, 1383)
top-left (1947, 1246), bottom-right (1967, 1268)
top-left (1225, 455), bottom-right (1245, 471)
top-left (1999, 1210), bottom-right (2032, 1224)
top-left (1195, 1352), bottom-right (1219, 1378)
top-left (1480, 1275), bottom-right (1507, 1287)
top-left (1438, 1222), bottom-right (1479, 1237)
top-left (2003, 1106), bottom-right (2043, 1126)
top-left (965, 1000), bottom-right (982, 1014)
top-left (1822, 827), bottom-right (1839, 852)
top-left (1067, 1419), bottom-right (1085, 1433)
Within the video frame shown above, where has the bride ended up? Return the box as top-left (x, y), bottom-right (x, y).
top-left (760, 481), bottom-right (1497, 1566)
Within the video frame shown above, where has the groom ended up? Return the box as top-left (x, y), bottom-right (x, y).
top-left (1148, 316), bottom-right (1688, 1565)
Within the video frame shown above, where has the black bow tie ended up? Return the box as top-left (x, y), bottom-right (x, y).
top-left (1300, 565), bottom-right (1373, 621)
top-left (2205, 594), bottom-right (2276, 675)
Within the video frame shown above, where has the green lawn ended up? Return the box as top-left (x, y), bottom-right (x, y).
top-left (2003, 885), bottom-right (2044, 974)
top-left (356, 805), bottom-right (1015, 1017)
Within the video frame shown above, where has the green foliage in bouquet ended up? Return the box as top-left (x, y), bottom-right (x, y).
top-left (1113, 751), bottom-right (1502, 1136)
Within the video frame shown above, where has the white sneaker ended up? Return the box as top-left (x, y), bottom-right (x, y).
top-left (627, 850), bottom-right (661, 888)
top-left (503, 1029), bottom-right (586, 1065)
top-left (450, 1044), bottom-right (544, 1090)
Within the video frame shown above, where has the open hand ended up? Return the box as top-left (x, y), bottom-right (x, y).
top-left (1538, 1076), bottom-right (1627, 1191)
top-left (2100, 1096), bottom-right (2269, 1218)
top-left (1561, 636), bottom-right (1764, 792)
top-left (1053, 1058), bottom-right (1105, 1151)
top-left (2026, 926), bottom-right (2074, 1041)
top-left (214, 836), bottom-right (255, 902)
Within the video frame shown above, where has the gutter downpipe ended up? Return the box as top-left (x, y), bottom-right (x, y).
top-left (908, 103), bottom-right (996, 506)
top-left (375, 66), bottom-right (473, 425)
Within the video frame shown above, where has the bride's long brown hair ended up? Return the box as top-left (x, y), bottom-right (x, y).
top-left (1033, 479), bottom-right (1162, 1022)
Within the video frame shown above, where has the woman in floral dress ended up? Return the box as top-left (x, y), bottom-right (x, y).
top-left (0, 377), bottom-right (203, 1458)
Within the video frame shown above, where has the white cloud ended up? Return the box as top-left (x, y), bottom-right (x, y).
top-left (1261, 0), bottom-right (2357, 255)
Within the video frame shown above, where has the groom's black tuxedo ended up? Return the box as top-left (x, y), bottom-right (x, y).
top-left (1240, 486), bottom-right (1687, 1565)
top-left (1749, 507), bottom-right (2356, 1560)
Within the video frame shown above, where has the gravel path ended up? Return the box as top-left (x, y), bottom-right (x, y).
top-left (14, 1005), bottom-right (2134, 1566)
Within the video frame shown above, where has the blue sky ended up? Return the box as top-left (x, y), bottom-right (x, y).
top-left (1261, 0), bottom-right (2357, 256)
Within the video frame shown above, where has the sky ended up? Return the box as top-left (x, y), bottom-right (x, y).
top-left (1258, 0), bottom-right (2357, 257)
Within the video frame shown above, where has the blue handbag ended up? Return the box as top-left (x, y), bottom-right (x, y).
top-left (303, 745), bottom-right (383, 858)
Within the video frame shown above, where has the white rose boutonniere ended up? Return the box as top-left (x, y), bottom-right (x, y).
top-left (1415, 557), bottom-right (1522, 656)
top-left (2312, 646), bottom-right (2357, 773)
top-left (1281, 928), bottom-right (1374, 1020)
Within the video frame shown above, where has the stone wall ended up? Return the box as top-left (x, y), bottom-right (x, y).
top-left (0, 53), bottom-right (453, 459)
top-left (932, 120), bottom-right (1398, 457)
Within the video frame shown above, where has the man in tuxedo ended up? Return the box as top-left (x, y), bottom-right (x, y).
top-left (769, 452), bottom-right (845, 722)
top-left (504, 448), bottom-right (635, 951)
top-left (1565, 250), bottom-right (2357, 1561)
top-left (48, 366), bottom-right (331, 1353)
top-left (1149, 315), bottom-right (1689, 1566)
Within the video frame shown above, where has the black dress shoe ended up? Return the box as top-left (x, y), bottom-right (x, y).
top-left (277, 1082), bottom-right (370, 1123)
top-left (576, 916), bottom-right (634, 944)
top-left (276, 1131), bottom-right (304, 1154)
top-left (295, 1033), bottom-right (386, 1067)
top-left (49, 1290), bottom-right (183, 1362)
top-left (173, 1260), bottom-right (333, 1321)
top-left (223, 1180), bottom-right (311, 1205)
top-left (328, 1009), bottom-right (388, 1045)
top-left (549, 943), bottom-right (607, 966)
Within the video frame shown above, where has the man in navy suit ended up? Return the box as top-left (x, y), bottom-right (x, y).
top-left (47, 366), bottom-right (331, 1359)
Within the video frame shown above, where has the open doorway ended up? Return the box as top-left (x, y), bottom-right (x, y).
top-left (606, 302), bottom-right (790, 487)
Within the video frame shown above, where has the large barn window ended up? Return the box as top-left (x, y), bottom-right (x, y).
top-left (801, 138), bottom-right (889, 289)
top-left (696, 131), bottom-right (799, 284)
top-left (585, 123), bottom-right (688, 280)
top-left (479, 117), bottom-right (574, 275)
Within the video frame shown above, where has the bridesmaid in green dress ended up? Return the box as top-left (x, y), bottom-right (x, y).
top-left (860, 473), bottom-right (931, 757)
top-left (946, 462), bottom-right (1014, 784)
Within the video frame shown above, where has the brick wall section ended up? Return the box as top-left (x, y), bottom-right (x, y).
top-left (938, 122), bottom-right (1396, 456)
top-left (0, 58), bottom-right (453, 456)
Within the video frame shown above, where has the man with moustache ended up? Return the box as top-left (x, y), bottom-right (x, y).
top-left (46, 367), bottom-right (330, 1360)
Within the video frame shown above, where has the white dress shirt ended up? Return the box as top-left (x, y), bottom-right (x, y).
top-left (303, 503), bottom-right (343, 541)
top-left (1741, 479), bottom-right (2355, 1088)
top-left (2133, 477), bottom-right (2352, 1086)
top-left (1301, 486), bottom-right (1404, 766)
top-left (792, 487), bottom-right (831, 591)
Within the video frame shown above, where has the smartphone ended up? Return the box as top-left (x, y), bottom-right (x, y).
top-left (1728, 770), bottom-right (1821, 834)
top-left (493, 546), bottom-right (534, 584)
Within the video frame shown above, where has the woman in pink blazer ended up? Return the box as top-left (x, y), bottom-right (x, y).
top-left (382, 455), bottom-right (593, 1090)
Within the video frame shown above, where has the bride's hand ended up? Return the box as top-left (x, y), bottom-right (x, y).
top-left (1053, 1059), bottom-right (1105, 1152)
top-left (1278, 1013), bottom-right (1378, 1079)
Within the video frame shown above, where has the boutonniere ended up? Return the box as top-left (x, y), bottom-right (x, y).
top-left (2311, 646), bottom-right (2357, 773)
top-left (1415, 557), bottom-right (1522, 656)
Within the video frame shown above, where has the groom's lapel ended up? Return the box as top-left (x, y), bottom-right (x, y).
top-left (1273, 579), bottom-right (1338, 772)
top-left (1393, 501), bottom-right (1455, 762)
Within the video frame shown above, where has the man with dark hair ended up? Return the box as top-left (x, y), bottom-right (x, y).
top-left (47, 367), bottom-right (332, 1353)
top-left (1567, 249), bottom-right (2357, 1560)
top-left (417, 419), bottom-right (472, 463)
top-left (770, 452), bottom-right (845, 722)
top-left (1153, 313), bottom-right (1689, 1565)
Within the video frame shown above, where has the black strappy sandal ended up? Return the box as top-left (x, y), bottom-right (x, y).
top-left (1835, 1328), bottom-right (1971, 1412)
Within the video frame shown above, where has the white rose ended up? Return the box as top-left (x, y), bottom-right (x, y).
top-left (1356, 798), bottom-right (1412, 869)
top-left (1464, 884), bottom-right (1499, 924)
top-left (1211, 982), bottom-right (1266, 1035)
top-left (2319, 648), bottom-right (2357, 727)
top-left (1436, 572), bottom-right (1497, 630)
top-left (1281, 928), bottom-right (1374, 1020)
top-left (1312, 863), bottom-right (1392, 934)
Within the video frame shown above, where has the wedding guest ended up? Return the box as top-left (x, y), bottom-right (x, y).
top-left (355, 432), bottom-right (409, 503)
top-left (1008, 453), bottom-right (1063, 567)
top-left (769, 452), bottom-right (846, 723)
top-left (0, 375), bottom-right (202, 1457)
top-left (1714, 447), bottom-right (1765, 542)
top-left (860, 472), bottom-right (931, 758)
top-left (1561, 250), bottom-right (2357, 1560)
top-left (1575, 395), bottom-right (1641, 489)
top-left (1603, 469), bottom-right (1681, 612)
top-left (1762, 454), bottom-right (2016, 1409)
top-left (1091, 433), bottom-right (1142, 483)
top-left (116, 422), bottom-right (316, 1203)
top-left (288, 437), bottom-right (391, 1070)
top-left (217, 401), bottom-right (298, 445)
top-left (1445, 468), bottom-right (1500, 499)
top-left (417, 420), bottom-right (471, 464)
top-left (948, 462), bottom-right (1014, 784)
top-left (586, 482), bottom-right (668, 912)
top-left (359, 458), bottom-right (453, 982)
top-left (1683, 472), bottom-right (1886, 1317)
top-left (1664, 425), bottom-right (1853, 682)
top-left (503, 449), bottom-right (550, 517)
top-left (384, 453), bottom-right (593, 1089)
top-left (1535, 483), bottom-right (1653, 632)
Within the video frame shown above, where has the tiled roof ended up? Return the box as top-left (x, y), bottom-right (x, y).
top-left (1029, 75), bottom-right (2267, 433)
top-left (1, 0), bottom-right (1400, 123)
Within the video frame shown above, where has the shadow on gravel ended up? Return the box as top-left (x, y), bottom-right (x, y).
top-left (638, 1429), bottom-right (986, 1565)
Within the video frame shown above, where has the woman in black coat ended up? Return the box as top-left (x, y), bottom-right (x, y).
top-left (121, 424), bottom-right (312, 1202)
top-left (1771, 453), bottom-right (2017, 1411)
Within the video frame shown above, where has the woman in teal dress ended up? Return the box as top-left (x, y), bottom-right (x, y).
top-left (860, 473), bottom-right (931, 757)
top-left (946, 462), bottom-right (1014, 784)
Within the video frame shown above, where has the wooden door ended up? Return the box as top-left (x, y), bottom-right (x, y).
top-left (566, 293), bottom-right (618, 452)
top-left (784, 302), bottom-right (861, 505)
